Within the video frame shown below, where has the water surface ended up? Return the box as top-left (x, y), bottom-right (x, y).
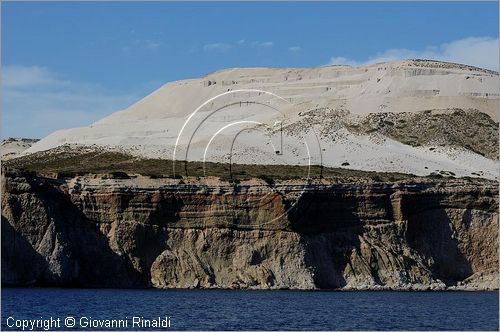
top-left (2, 288), bottom-right (498, 330)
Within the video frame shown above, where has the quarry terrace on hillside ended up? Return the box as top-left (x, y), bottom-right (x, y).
top-left (20, 59), bottom-right (499, 180)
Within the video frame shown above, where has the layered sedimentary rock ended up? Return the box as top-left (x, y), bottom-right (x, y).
top-left (2, 169), bottom-right (498, 290)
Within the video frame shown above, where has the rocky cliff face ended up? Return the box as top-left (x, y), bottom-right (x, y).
top-left (2, 169), bottom-right (498, 290)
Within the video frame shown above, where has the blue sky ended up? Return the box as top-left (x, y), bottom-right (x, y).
top-left (2, 1), bottom-right (499, 138)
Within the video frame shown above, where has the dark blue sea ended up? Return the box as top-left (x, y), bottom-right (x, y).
top-left (1, 288), bottom-right (498, 331)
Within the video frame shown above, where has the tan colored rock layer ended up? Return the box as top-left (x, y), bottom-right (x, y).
top-left (1, 169), bottom-right (498, 290)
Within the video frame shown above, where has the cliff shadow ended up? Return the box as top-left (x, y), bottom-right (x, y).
top-left (405, 208), bottom-right (473, 285)
top-left (147, 192), bottom-right (185, 226)
top-left (1, 217), bottom-right (54, 286)
top-left (13, 175), bottom-right (159, 287)
top-left (289, 191), bottom-right (365, 289)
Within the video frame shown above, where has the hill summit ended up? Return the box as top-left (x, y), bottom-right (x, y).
top-left (22, 60), bottom-right (499, 180)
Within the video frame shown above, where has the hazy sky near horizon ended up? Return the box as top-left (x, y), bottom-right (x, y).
top-left (2, 1), bottom-right (499, 139)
